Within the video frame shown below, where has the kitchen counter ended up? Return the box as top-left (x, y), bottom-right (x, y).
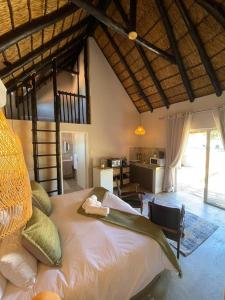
top-left (130, 162), bottom-right (164, 194)
top-left (130, 162), bottom-right (164, 169)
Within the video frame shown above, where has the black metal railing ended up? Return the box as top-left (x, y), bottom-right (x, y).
top-left (58, 90), bottom-right (87, 124)
top-left (4, 87), bottom-right (32, 120)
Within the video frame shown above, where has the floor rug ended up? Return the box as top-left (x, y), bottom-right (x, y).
top-left (170, 211), bottom-right (218, 256)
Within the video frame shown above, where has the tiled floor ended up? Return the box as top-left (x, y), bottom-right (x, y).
top-left (63, 178), bottom-right (82, 194)
top-left (139, 191), bottom-right (225, 300)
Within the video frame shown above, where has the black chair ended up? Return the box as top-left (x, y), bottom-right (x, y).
top-left (148, 199), bottom-right (185, 258)
top-left (116, 178), bottom-right (145, 214)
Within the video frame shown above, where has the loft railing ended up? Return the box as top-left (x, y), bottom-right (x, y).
top-left (58, 90), bottom-right (87, 124)
top-left (4, 88), bottom-right (32, 121)
top-left (4, 39), bottom-right (90, 125)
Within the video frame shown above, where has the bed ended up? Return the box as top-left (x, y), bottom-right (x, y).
top-left (3, 189), bottom-right (175, 300)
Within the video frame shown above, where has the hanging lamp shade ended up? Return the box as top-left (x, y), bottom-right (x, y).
top-left (0, 111), bottom-right (32, 239)
top-left (134, 125), bottom-right (146, 136)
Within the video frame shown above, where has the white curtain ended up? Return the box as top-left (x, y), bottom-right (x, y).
top-left (163, 112), bottom-right (192, 192)
top-left (213, 107), bottom-right (225, 150)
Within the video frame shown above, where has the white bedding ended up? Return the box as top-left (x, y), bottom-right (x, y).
top-left (3, 189), bottom-right (175, 300)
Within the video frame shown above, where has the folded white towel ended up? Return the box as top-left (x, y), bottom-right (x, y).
top-left (89, 195), bottom-right (98, 202)
top-left (85, 206), bottom-right (109, 217)
top-left (82, 196), bottom-right (101, 210)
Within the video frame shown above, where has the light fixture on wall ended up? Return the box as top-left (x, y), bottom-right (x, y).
top-left (134, 114), bottom-right (146, 136)
top-left (0, 79), bottom-right (32, 238)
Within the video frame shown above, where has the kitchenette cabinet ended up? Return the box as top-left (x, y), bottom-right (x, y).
top-left (130, 163), bottom-right (164, 194)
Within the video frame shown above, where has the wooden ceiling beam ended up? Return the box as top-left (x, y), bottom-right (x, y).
top-left (86, 0), bottom-right (112, 37)
top-left (0, 3), bottom-right (78, 53)
top-left (113, 0), bottom-right (129, 25)
top-left (196, 0), bottom-right (225, 31)
top-left (156, 0), bottom-right (195, 102)
top-left (129, 0), bottom-right (137, 33)
top-left (6, 34), bottom-right (85, 90)
top-left (0, 18), bottom-right (89, 79)
top-left (136, 45), bottom-right (170, 109)
top-left (101, 25), bottom-right (153, 112)
top-left (175, 0), bottom-right (222, 97)
top-left (114, 1), bottom-right (170, 108)
top-left (71, 0), bottom-right (176, 64)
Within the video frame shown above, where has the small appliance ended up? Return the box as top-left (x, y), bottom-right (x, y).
top-left (107, 158), bottom-right (121, 168)
top-left (150, 157), bottom-right (165, 166)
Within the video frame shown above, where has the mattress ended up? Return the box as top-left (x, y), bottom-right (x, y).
top-left (3, 189), bottom-right (175, 300)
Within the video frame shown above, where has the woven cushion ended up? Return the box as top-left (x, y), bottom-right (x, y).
top-left (31, 181), bottom-right (52, 216)
top-left (21, 207), bottom-right (62, 266)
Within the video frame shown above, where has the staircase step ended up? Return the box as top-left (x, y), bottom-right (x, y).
top-left (35, 129), bottom-right (57, 132)
top-left (33, 142), bottom-right (58, 145)
top-left (47, 190), bottom-right (58, 195)
top-left (37, 154), bottom-right (58, 157)
top-left (38, 178), bottom-right (57, 183)
top-left (37, 166), bottom-right (57, 170)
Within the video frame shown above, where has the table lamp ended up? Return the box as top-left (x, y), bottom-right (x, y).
top-left (0, 79), bottom-right (32, 238)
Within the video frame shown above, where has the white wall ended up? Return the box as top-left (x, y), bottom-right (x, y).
top-left (9, 37), bottom-right (139, 188)
top-left (140, 92), bottom-right (225, 148)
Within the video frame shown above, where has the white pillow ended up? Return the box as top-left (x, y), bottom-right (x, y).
top-left (0, 231), bottom-right (37, 288)
top-left (0, 273), bottom-right (7, 299)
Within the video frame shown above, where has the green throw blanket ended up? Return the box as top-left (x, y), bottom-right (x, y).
top-left (77, 187), bottom-right (182, 277)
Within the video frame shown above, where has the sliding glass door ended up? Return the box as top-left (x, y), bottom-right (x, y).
top-left (207, 130), bottom-right (225, 209)
top-left (177, 129), bottom-right (225, 209)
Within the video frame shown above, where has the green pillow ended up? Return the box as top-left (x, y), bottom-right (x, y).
top-left (31, 181), bottom-right (52, 216)
top-left (21, 207), bottom-right (62, 267)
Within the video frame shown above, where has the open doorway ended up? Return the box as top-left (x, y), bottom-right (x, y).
top-left (60, 131), bottom-right (88, 194)
top-left (177, 130), bottom-right (225, 209)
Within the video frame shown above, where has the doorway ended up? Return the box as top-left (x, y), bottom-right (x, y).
top-left (177, 130), bottom-right (225, 209)
top-left (60, 131), bottom-right (88, 194)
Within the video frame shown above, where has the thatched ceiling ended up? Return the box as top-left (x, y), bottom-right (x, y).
top-left (0, 0), bottom-right (225, 112)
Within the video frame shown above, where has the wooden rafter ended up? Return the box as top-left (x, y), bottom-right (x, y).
top-left (113, 0), bottom-right (129, 25)
top-left (196, 0), bottom-right (225, 31)
top-left (156, 0), bottom-right (194, 102)
top-left (0, 3), bottom-right (78, 52)
top-left (71, 0), bottom-right (176, 64)
top-left (175, 0), bottom-right (222, 97)
top-left (129, 0), bottom-right (137, 33)
top-left (136, 45), bottom-right (170, 109)
top-left (114, 1), bottom-right (170, 108)
top-left (6, 34), bottom-right (86, 90)
top-left (0, 18), bottom-right (89, 79)
top-left (101, 25), bottom-right (153, 112)
top-left (86, 0), bottom-right (112, 36)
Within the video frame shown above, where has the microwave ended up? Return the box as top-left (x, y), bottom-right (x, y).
top-left (107, 158), bottom-right (121, 168)
top-left (150, 157), bottom-right (165, 167)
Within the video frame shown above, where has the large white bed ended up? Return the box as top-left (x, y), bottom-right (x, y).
top-left (3, 189), bottom-right (175, 300)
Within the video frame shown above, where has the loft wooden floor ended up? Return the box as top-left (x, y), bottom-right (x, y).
top-left (139, 191), bottom-right (225, 300)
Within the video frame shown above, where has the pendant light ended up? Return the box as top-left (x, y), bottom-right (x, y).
top-left (0, 80), bottom-right (32, 238)
top-left (135, 113), bottom-right (146, 136)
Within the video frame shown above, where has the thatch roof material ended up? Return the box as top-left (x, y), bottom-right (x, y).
top-left (0, 0), bottom-right (225, 112)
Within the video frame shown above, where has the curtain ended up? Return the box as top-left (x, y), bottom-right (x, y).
top-left (163, 112), bottom-right (192, 192)
top-left (213, 107), bottom-right (225, 150)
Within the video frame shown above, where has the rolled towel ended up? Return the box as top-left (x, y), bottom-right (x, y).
top-left (89, 195), bottom-right (98, 202)
top-left (82, 197), bottom-right (101, 209)
top-left (85, 206), bottom-right (110, 217)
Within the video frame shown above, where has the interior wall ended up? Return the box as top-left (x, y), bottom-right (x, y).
top-left (9, 37), bottom-right (139, 188)
top-left (140, 92), bottom-right (225, 149)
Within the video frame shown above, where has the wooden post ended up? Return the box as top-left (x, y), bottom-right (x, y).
top-left (31, 73), bottom-right (39, 182)
top-left (84, 39), bottom-right (90, 124)
top-left (52, 58), bottom-right (62, 195)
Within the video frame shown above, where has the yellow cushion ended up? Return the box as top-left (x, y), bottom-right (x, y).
top-left (32, 291), bottom-right (61, 300)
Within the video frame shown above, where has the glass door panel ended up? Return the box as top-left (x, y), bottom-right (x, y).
top-left (207, 130), bottom-right (225, 209)
top-left (177, 131), bottom-right (207, 198)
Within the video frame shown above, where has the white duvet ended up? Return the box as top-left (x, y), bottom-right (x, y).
top-left (3, 189), bottom-right (174, 300)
